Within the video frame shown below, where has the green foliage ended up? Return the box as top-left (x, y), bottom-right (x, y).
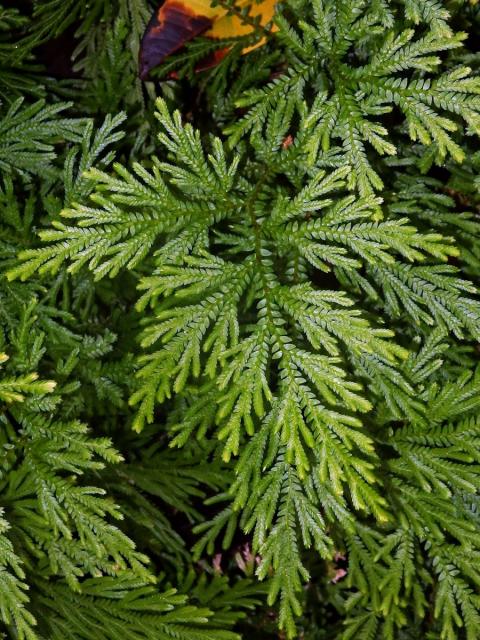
top-left (0, 99), bottom-right (86, 177)
top-left (2, 0), bottom-right (480, 638)
top-left (35, 578), bottom-right (241, 640)
top-left (0, 5), bottom-right (44, 102)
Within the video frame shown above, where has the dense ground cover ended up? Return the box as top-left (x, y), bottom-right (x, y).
top-left (1, 1), bottom-right (480, 638)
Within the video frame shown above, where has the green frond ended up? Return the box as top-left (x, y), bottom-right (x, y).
top-left (3, 1), bottom-right (480, 638)
top-left (36, 578), bottom-right (240, 640)
top-left (0, 99), bottom-right (86, 177)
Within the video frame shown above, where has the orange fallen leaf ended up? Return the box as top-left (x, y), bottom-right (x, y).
top-left (139, 0), bottom-right (277, 79)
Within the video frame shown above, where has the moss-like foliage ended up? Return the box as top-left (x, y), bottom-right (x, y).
top-left (2, 1), bottom-right (480, 638)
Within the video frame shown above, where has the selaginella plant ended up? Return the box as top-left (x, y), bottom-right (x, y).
top-left (2, 0), bottom-right (480, 638)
